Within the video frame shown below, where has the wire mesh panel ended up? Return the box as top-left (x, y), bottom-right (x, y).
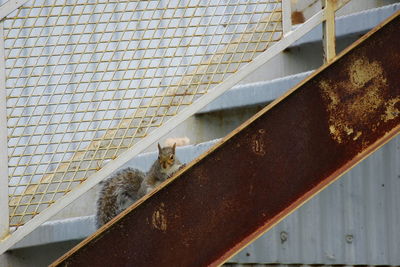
top-left (2, 0), bottom-right (283, 228)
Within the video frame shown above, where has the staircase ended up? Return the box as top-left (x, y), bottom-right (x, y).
top-left (51, 10), bottom-right (400, 267)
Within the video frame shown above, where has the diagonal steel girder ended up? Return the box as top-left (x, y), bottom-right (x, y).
top-left (52, 10), bottom-right (400, 267)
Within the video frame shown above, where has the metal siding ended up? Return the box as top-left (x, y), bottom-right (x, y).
top-left (231, 135), bottom-right (400, 265)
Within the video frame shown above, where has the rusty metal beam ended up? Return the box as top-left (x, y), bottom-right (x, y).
top-left (52, 10), bottom-right (400, 267)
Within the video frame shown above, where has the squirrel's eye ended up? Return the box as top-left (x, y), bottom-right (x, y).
top-left (170, 154), bottom-right (174, 160)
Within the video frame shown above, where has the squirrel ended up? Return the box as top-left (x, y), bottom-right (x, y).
top-left (137, 143), bottom-right (183, 198)
top-left (96, 143), bottom-right (183, 228)
top-left (95, 167), bottom-right (145, 228)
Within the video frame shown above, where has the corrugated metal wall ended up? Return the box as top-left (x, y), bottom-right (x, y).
top-left (228, 135), bottom-right (400, 265)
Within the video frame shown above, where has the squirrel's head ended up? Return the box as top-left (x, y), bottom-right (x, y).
top-left (157, 143), bottom-right (177, 171)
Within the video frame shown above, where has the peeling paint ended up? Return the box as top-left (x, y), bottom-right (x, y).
top-left (353, 131), bottom-right (362, 141)
top-left (151, 203), bottom-right (167, 232)
top-left (251, 129), bottom-right (266, 156)
top-left (382, 97), bottom-right (400, 122)
top-left (349, 58), bottom-right (385, 88)
top-left (320, 55), bottom-right (389, 145)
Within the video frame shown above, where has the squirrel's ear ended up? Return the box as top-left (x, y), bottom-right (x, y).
top-left (172, 143), bottom-right (176, 153)
top-left (157, 143), bottom-right (162, 152)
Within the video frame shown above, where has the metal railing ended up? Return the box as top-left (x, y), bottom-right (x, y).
top-left (0, 0), bottom-right (346, 254)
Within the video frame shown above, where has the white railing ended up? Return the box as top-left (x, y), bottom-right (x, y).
top-left (0, 21), bottom-right (10, 240)
top-left (0, 0), bottom-right (347, 254)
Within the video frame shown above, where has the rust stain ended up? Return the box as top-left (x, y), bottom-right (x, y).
top-left (291, 11), bottom-right (305, 25)
top-left (320, 55), bottom-right (389, 144)
top-left (251, 129), bottom-right (266, 156)
top-left (382, 97), bottom-right (400, 122)
top-left (151, 203), bottom-right (167, 232)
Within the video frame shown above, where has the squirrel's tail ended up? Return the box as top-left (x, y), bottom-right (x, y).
top-left (95, 167), bottom-right (145, 228)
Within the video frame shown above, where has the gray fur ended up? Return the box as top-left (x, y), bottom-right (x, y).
top-left (96, 145), bottom-right (183, 228)
top-left (138, 145), bottom-right (182, 198)
top-left (96, 167), bottom-right (144, 228)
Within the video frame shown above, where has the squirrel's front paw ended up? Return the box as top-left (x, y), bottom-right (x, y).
top-left (178, 164), bottom-right (186, 170)
top-left (146, 187), bottom-right (153, 194)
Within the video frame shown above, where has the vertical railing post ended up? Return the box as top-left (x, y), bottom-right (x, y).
top-left (322, 0), bottom-right (336, 62)
top-left (282, 0), bottom-right (292, 36)
top-left (0, 21), bottom-right (10, 240)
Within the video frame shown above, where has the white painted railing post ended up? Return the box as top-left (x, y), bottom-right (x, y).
top-left (322, 0), bottom-right (336, 62)
top-left (0, 22), bottom-right (10, 240)
top-left (282, 0), bottom-right (292, 36)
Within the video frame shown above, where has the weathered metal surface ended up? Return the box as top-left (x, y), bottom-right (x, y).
top-left (52, 11), bottom-right (400, 267)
